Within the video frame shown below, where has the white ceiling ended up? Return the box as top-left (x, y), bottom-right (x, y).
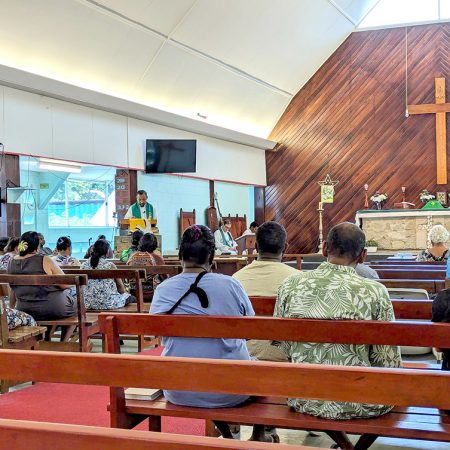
top-left (0, 0), bottom-right (379, 138)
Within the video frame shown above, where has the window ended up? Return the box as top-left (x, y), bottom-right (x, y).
top-left (358, 0), bottom-right (440, 29)
top-left (48, 179), bottom-right (116, 227)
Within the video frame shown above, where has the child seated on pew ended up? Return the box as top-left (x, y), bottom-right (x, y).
top-left (51, 236), bottom-right (80, 267)
top-left (150, 224), bottom-right (275, 442)
top-left (127, 233), bottom-right (165, 297)
top-left (81, 239), bottom-right (135, 310)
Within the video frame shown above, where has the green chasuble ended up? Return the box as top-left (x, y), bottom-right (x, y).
top-left (131, 202), bottom-right (154, 219)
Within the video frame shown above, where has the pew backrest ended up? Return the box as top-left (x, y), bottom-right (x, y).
top-left (98, 313), bottom-right (450, 349)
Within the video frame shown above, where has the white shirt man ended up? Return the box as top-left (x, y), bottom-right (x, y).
top-left (214, 220), bottom-right (237, 255)
top-left (124, 190), bottom-right (157, 220)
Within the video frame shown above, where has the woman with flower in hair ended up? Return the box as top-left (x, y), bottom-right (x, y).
top-left (51, 236), bottom-right (80, 266)
top-left (150, 224), bottom-right (274, 442)
top-left (416, 224), bottom-right (449, 262)
top-left (7, 231), bottom-right (77, 320)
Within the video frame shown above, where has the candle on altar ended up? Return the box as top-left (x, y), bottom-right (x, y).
top-left (319, 202), bottom-right (323, 209)
top-left (402, 186), bottom-right (406, 193)
top-left (364, 184), bottom-right (368, 191)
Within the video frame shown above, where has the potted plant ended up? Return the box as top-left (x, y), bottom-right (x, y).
top-left (366, 239), bottom-right (378, 253)
top-left (370, 192), bottom-right (388, 210)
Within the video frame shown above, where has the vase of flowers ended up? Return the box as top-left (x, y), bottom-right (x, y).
top-left (419, 190), bottom-right (435, 204)
top-left (370, 192), bottom-right (388, 210)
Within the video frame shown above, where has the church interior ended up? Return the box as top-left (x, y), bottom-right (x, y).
top-left (0, 1), bottom-right (449, 449)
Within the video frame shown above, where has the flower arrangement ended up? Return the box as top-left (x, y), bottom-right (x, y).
top-left (370, 192), bottom-right (388, 209)
top-left (419, 190), bottom-right (435, 203)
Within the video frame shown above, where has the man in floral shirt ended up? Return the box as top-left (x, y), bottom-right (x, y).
top-left (275, 223), bottom-right (401, 445)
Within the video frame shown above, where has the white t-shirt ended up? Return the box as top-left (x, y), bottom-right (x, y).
top-left (233, 260), bottom-right (299, 296)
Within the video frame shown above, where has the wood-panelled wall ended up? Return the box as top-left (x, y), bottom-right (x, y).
top-left (266, 24), bottom-right (450, 253)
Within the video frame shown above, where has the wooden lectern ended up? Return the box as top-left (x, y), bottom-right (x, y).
top-left (119, 218), bottom-right (157, 232)
top-left (235, 234), bottom-right (256, 255)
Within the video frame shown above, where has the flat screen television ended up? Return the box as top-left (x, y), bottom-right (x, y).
top-left (145, 139), bottom-right (196, 173)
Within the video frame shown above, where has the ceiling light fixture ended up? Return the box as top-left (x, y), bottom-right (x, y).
top-left (38, 158), bottom-right (82, 173)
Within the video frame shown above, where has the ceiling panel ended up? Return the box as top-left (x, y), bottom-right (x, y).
top-left (169, 0), bottom-right (354, 93)
top-left (135, 43), bottom-right (290, 137)
top-left (0, 0), bottom-right (163, 95)
top-left (93, 0), bottom-right (197, 35)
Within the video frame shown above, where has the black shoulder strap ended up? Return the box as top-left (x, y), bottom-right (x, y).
top-left (164, 271), bottom-right (209, 315)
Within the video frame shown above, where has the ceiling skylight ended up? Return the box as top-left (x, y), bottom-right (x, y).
top-left (358, 0), bottom-right (450, 29)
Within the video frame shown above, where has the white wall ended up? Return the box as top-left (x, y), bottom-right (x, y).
top-left (0, 85), bottom-right (267, 186)
top-left (137, 172), bottom-right (255, 253)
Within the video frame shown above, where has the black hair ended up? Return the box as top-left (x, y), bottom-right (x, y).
top-left (222, 217), bottom-right (231, 225)
top-left (0, 237), bottom-right (9, 251)
top-left (256, 221), bottom-right (287, 255)
top-left (5, 237), bottom-right (20, 253)
top-left (131, 230), bottom-right (144, 247)
top-left (90, 239), bottom-right (111, 269)
top-left (326, 222), bottom-right (366, 262)
top-left (250, 221), bottom-right (259, 229)
top-left (138, 233), bottom-right (158, 253)
top-left (56, 236), bottom-right (72, 251)
top-left (179, 225), bottom-right (215, 266)
top-left (97, 234), bottom-right (106, 240)
top-left (137, 190), bottom-right (147, 197)
top-left (19, 231), bottom-right (40, 256)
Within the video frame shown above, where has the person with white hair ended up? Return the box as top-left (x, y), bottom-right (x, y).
top-left (416, 224), bottom-right (449, 262)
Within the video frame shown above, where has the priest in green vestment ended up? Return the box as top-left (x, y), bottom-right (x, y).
top-left (124, 190), bottom-right (156, 220)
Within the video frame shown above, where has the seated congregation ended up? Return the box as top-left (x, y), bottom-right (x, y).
top-left (0, 221), bottom-right (449, 450)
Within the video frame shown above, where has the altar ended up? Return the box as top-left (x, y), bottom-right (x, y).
top-left (355, 209), bottom-right (450, 250)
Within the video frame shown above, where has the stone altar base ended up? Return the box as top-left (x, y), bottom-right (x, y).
top-left (355, 209), bottom-right (450, 251)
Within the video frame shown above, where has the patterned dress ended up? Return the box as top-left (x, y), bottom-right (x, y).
top-left (0, 252), bottom-right (14, 270)
top-left (51, 254), bottom-right (80, 266)
top-left (80, 258), bottom-right (131, 309)
top-left (275, 261), bottom-right (402, 420)
top-left (416, 249), bottom-right (448, 262)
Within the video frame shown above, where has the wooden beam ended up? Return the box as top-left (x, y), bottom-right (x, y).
top-left (408, 103), bottom-right (450, 114)
top-left (436, 78), bottom-right (447, 184)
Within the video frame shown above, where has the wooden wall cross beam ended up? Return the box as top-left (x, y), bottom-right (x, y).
top-left (408, 77), bottom-right (450, 185)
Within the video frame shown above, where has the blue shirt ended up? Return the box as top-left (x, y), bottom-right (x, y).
top-left (150, 272), bottom-right (254, 408)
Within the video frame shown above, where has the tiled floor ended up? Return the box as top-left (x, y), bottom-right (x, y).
top-left (239, 427), bottom-right (450, 449)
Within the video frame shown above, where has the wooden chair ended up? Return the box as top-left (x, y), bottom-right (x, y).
top-left (180, 208), bottom-right (196, 237)
top-left (0, 284), bottom-right (47, 393)
top-left (226, 214), bottom-right (247, 239)
top-left (0, 274), bottom-right (91, 352)
top-left (97, 313), bottom-right (450, 448)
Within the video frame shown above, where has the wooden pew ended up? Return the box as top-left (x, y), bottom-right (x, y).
top-left (375, 269), bottom-right (445, 280)
top-left (0, 274), bottom-right (91, 352)
top-left (98, 313), bottom-right (450, 448)
top-left (249, 296), bottom-right (433, 320)
top-left (370, 260), bottom-right (445, 266)
top-left (0, 361), bottom-right (312, 450)
top-left (1, 344), bottom-right (450, 449)
top-left (379, 279), bottom-right (445, 293)
top-left (0, 419), bottom-right (310, 449)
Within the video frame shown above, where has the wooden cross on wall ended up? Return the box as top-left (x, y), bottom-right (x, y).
top-left (408, 77), bottom-right (450, 185)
